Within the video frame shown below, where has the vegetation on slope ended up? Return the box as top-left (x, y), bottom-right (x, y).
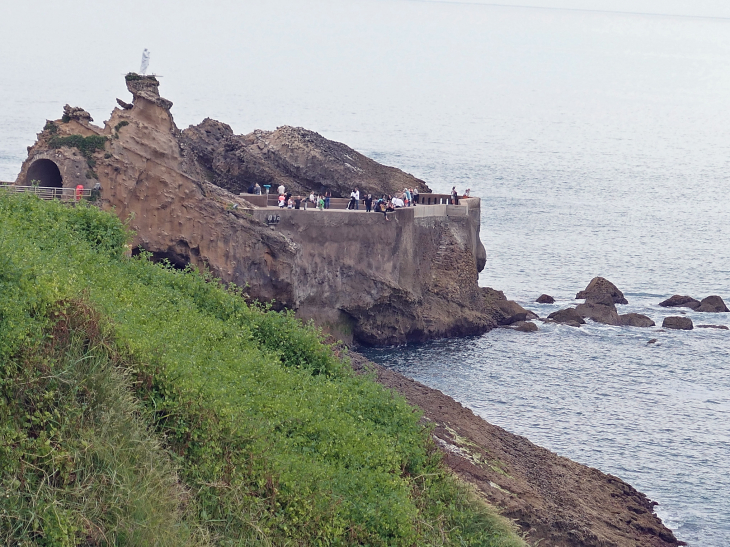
top-left (0, 192), bottom-right (525, 546)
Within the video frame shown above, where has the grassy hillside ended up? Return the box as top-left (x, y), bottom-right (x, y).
top-left (0, 192), bottom-right (525, 546)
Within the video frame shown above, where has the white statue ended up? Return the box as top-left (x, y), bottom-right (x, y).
top-left (140, 49), bottom-right (150, 75)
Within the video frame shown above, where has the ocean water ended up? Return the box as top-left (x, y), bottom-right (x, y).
top-left (1, 1), bottom-right (729, 544)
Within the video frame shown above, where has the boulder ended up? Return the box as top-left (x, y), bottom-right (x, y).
top-left (536, 294), bottom-right (555, 304)
top-left (493, 300), bottom-right (539, 326)
top-left (695, 295), bottom-right (729, 313)
top-left (658, 295), bottom-right (700, 309)
top-left (662, 316), bottom-right (693, 330)
top-left (697, 325), bottom-right (729, 330)
top-left (618, 313), bottom-right (655, 328)
top-left (576, 277), bottom-right (628, 305)
top-left (547, 308), bottom-right (585, 325)
top-left (575, 301), bottom-right (620, 325)
top-left (511, 321), bottom-right (538, 332)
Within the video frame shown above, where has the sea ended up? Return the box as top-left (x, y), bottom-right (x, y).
top-left (1, 1), bottom-right (729, 544)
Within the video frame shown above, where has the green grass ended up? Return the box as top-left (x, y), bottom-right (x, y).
top-left (0, 192), bottom-right (526, 546)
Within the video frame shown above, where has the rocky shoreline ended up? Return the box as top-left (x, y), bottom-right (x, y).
top-left (350, 352), bottom-right (685, 547)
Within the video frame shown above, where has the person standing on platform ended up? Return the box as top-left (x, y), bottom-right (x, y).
top-left (365, 194), bottom-right (373, 212)
top-left (324, 190), bottom-right (331, 209)
top-left (354, 187), bottom-right (360, 209)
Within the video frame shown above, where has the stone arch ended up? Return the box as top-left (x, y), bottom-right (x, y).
top-left (26, 159), bottom-right (63, 187)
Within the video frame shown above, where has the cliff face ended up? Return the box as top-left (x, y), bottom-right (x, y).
top-left (15, 75), bottom-right (490, 345)
top-left (181, 118), bottom-right (431, 198)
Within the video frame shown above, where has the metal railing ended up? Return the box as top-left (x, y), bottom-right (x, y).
top-left (0, 185), bottom-right (93, 201)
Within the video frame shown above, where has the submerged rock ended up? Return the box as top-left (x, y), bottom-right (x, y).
top-left (696, 324), bottom-right (729, 330)
top-left (576, 277), bottom-right (628, 305)
top-left (510, 321), bottom-right (538, 332)
top-left (662, 316), bottom-right (693, 330)
top-left (536, 294), bottom-right (555, 304)
top-left (695, 295), bottom-right (729, 313)
top-left (658, 295), bottom-right (700, 309)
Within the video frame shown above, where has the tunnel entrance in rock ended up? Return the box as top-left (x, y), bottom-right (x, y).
top-left (26, 159), bottom-right (63, 187)
top-left (132, 247), bottom-right (190, 270)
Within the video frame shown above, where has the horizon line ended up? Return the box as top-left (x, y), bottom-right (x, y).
top-left (412, 0), bottom-right (730, 22)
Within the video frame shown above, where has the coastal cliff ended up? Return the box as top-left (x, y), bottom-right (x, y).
top-left (15, 74), bottom-right (492, 345)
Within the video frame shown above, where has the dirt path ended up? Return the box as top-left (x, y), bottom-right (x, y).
top-left (349, 353), bottom-right (684, 547)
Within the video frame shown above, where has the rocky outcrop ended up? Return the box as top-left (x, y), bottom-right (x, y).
top-left (509, 321), bottom-right (538, 332)
top-left (658, 295), bottom-right (700, 309)
top-left (15, 76), bottom-right (487, 346)
top-left (576, 277), bottom-right (628, 305)
top-left (696, 295), bottom-right (729, 313)
top-left (481, 288), bottom-right (538, 326)
top-left (536, 294), bottom-right (554, 304)
top-left (619, 313), bottom-right (655, 327)
top-left (573, 293), bottom-right (618, 324)
top-left (547, 307), bottom-right (585, 326)
top-left (663, 316), bottom-right (693, 330)
top-left (351, 353), bottom-right (683, 547)
top-left (62, 104), bottom-right (93, 122)
top-left (180, 118), bottom-right (431, 199)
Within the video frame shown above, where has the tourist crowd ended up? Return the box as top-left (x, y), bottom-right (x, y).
top-left (247, 182), bottom-right (470, 220)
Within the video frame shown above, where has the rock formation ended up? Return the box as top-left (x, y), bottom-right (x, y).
top-left (576, 276), bottom-right (628, 305)
top-left (662, 316), bottom-right (694, 330)
top-left (547, 307), bottom-right (585, 326)
top-left (696, 295), bottom-right (729, 313)
top-left (352, 353), bottom-right (683, 547)
top-left (180, 118), bottom-right (431, 199)
top-left (15, 74), bottom-right (488, 346)
top-left (481, 288), bottom-right (538, 327)
top-left (536, 293), bottom-right (554, 304)
top-left (619, 313), bottom-right (655, 328)
top-left (658, 295), bottom-right (700, 309)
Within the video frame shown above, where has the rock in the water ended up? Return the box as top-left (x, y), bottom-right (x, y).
top-left (576, 277), bottom-right (628, 305)
top-left (697, 324), bottom-right (729, 330)
top-left (575, 300), bottom-right (620, 325)
top-left (493, 300), bottom-right (539, 326)
top-left (647, 338), bottom-right (658, 344)
top-left (658, 294), bottom-right (700, 309)
top-left (619, 313), bottom-right (655, 328)
top-left (547, 308), bottom-right (585, 325)
top-left (695, 295), bottom-right (729, 313)
top-left (662, 316), bottom-right (694, 330)
top-left (511, 321), bottom-right (538, 332)
top-left (536, 294), bottom-right (555, 304)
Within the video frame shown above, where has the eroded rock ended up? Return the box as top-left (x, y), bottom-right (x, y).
top-left (658, 295), bottom-right (700, 309)
top-left (536, 294), bottom-right (555, 304)
top-left (547, 307), bottom-right (585, 325)
top-left (662, 316), bottom-right (693, 330)
top-left (696, 295), bottom-right (729, 313)
top-left (619, 313), bottom-right (655, 328)
top-left (510, 321), bottom-right (538, 332)
top-left (181, 119), bottom-right (431, 199)
top-left (15, 75), bottom-right (490, 347)
top-left (576, 277), bottom-right (628, 305)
